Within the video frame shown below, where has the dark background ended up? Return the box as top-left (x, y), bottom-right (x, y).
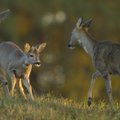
top-left (0, 0), bottom-right (120, 101)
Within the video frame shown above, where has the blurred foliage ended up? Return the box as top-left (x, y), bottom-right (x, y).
top-left (0, 0), bottom-right (120, 100)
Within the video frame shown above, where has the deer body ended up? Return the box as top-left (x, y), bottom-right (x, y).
top-left (68, 17), bottom-right (120, 106)
top-left (0, 42), bottom-right (30, 98)
top-left (0, 42), bottom-right (28, 75)
top-left (93, 41), bottom-right (120, 75)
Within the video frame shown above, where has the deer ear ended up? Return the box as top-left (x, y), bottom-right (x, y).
top-left (0, 9), bottom-right (10, 23)
top-left (38, 43), bottom-right (47, 53)
top-left (24, 43), bottom-right (31, 53)
top-left (76, 17), bottom-right (83, 29)
top-left (83, 18), bottom-right (93, 29)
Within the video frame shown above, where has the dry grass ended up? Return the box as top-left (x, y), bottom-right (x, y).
top-left (0, 93), bottom-right (120, 120)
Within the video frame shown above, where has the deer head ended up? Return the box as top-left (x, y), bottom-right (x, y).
top-left (24, 42), bottom-right (47, 67)
top-left (68, 17), bottom-right (93, 49)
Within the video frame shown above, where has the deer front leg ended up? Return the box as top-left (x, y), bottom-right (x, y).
top-left (11, 77), bottom-right (17, 96)
top-left (87, 71), bottom-right (101, 106)
top-left (22, 77), bottom-right (34, 100)
top-left (18, 79), bottom-right (27, 100)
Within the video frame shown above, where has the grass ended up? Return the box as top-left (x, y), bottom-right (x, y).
top-left (0, 93), bottom-right (120, 120)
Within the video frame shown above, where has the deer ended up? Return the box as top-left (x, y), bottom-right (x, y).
top-left (68, 17), bottom-right (120, 107)
top-left (0, 41), bottom-right (46, 100)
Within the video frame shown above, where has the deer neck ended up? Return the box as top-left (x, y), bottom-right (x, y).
top-left (78, 30), bottom-right (96, 57)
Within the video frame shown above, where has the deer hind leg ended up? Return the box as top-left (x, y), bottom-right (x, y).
top-left (102, 72), bottom-right (114, 106)
top-left (18, 79), bottom-right (27, 100)
top-left (7, 71), bottom-right (17, 96)
top-left (0, 76), bottom-right (10, 96)
top-left (87, 71), bottom-right (101, 106)
top-left (22, 78), bottom-right (34, 100)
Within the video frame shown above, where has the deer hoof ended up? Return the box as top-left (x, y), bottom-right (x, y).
top-left (88, 97), bottom-right (92, 106)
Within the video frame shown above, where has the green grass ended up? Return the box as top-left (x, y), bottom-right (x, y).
top-left (0, 93), bottom-right (120, 120)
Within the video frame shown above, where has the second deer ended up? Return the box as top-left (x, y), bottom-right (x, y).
top-left (68, 17), bottom-right (120, 107)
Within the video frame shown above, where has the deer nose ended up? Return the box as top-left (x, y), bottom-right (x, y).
top-left (68, 44), bottom-right (72, 48)
top-left (34, 62), bottom-right (41, 67)
top-left (35, 62), bottom-right (41, 65)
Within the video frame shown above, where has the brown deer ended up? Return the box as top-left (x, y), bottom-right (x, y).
top-left (0, 41), bottom-right (46, 100)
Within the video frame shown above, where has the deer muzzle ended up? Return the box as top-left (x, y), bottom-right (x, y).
top-left (34, 62), bottom-right (41, 67)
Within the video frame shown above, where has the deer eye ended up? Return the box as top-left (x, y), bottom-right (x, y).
top-left (30, 54), bottom-right (34, 57)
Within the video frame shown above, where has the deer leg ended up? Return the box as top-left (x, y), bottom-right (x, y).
top-left (7, 71), bottom-right (17, 96)
top-left (87, 71), bottom-right (101, 106)
top-left (11, 77), bottom-right (17, 96)
top-left (0, 76), bottom-right (10, 96)
top-left (18, 79), bottom-right (27, 100)
top-left (22, 78), bottom-right (34, 100)
top-left (102, 72), bottom-right (113, 106)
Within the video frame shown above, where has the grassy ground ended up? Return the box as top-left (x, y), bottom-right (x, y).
top-left (0, 93), bottom-right (120, 120)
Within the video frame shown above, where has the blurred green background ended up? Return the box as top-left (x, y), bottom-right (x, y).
top-left (0, 0), bottom-right (120, 101)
